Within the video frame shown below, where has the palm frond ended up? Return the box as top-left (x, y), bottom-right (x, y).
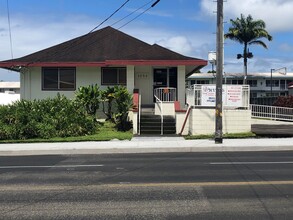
top-left (248, 40), bottom-right (268, 49)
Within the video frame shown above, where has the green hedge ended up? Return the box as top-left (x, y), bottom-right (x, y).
top-left (0, 94), bottom-right (96, 140)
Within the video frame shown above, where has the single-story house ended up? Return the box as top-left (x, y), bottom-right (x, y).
top-left (0, 26), bottom-right (207, 108)
top-left (0, 26), bottom-right (251, 136)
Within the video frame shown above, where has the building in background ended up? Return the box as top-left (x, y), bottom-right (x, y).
top-left (0, 82), bottom-right (20, 105)
top-left (0, 82), bottom-right (20, 94)
top-left (289, 82), bottom-right (293, 95)
top-left (187, 72), bottom-right (293, 98)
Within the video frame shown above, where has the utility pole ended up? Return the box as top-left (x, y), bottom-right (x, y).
top-left (215, 0), bottom-right (223, 144)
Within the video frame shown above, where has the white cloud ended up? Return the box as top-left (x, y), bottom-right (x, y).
top-left (279, 43), bottom-right (293, 52)
top-left (219, 56), bottom-right (293, 74)
top-left (0, 15), bottom-right (94, 60)
top-left (0, 14), bottom-right (94, 81)
top-left (124, 24), bottom-right (215, 59)
top-left (200, 0), bottom-right (293, 32)
top-left (156, 36), bottom-right (193, 55)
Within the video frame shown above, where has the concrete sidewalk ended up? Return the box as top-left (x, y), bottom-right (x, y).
top-left (0, 136), bottom-right (292, 156)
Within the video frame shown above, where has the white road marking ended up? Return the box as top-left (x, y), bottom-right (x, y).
top-left (0, 164), bottom-right (104, 169)
top-left (209, 161), bottom-right (293, 165)
top-left (119, 182), bottom-right (131, 184)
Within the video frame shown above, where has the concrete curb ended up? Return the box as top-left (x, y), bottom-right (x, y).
top-left (0, 137), bottom-right (292, 156)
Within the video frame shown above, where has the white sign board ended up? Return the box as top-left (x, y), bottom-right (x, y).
top-left (225, 85), bottom-right (242, 106)
top-left (201, 85), bottom-right (216, 106)
top-left (201, 85), bottom-right (243, 107)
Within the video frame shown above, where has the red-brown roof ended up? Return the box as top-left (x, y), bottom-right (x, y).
top-left (0, 26), bottom-right (207, 69)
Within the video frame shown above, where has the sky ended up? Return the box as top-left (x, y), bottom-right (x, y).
top-left (0, 0), bottom-right (293, 81)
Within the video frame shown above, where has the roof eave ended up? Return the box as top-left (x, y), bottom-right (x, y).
top-left (105, 60), bottom-right (208, 66)
top-left (0, 60), bottom-right (208, 69)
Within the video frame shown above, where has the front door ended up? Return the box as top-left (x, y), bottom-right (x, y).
top-left (153, 68), bottom-right (177, 101)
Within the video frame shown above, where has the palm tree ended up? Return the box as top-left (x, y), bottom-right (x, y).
top-left (225, 14), bottom-right (272, 84)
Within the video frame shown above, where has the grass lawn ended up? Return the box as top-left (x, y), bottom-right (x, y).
top-left (0, 121), bottom-right (133, 143)
top-left (185, 132), bottom-right (257, 140)
top-left (0, 121), bottom-right (258, 143)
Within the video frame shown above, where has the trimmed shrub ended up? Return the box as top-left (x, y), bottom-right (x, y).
top-left (75, 84), bottom-right (100, 116)
top-left (113, 86), bottom-right (133, 131)
top-left (100, 86), bottom-right (116, 120)
top-left (0, 94), bottom-right (96, 140)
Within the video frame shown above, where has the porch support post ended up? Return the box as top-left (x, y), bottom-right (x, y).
top-left (177, 65), bottom-right (185, 108)
top-left (20, 69), bottom-right (26, 100)
top-left (22, 67), bottom-right (32, 100)
top-left (126, 65), bottom-right (135, 93)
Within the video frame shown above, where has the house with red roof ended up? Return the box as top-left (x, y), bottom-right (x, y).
top-left (0, 27), bottom-right (252, 136)
top-left (0, 26), bottom-right (207, 108)
top-left (0, 26), bottom-right (211, 135)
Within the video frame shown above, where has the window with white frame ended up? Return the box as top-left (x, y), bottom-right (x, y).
top-left (247, 80), bottom-right (257, 87)
top-left (225, 79), bottom-right (243, 85)
top-left (42, 67), bottom-right (76, 91)
top-left (266, 80), bottom-right (279, 87)
top-left (196, 80), bottom-right (209, 84)
top-left (101, 67), bottom-right (126, 85)
top-left (190, 80), bottom-right (196, 85)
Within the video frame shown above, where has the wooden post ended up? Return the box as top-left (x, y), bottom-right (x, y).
top-left (215, 0), bottom-right (223, 144)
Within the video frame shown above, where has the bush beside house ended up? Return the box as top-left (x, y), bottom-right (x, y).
top-left (0, 86), bottom-right (133, 140)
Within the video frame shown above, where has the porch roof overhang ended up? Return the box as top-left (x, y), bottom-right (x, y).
top-left (0, 59), bottom-right (208, 72)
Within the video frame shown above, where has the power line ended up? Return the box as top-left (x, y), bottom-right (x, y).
top-left (118, 0), bottom-right (160, 30)
top-left (6, 0), bottom-right (13, 61)
top-left (24, 0), bottom-right (160, 67)
top-left (89, 0), bottom-right (131, 33)
top-left (110, 0), bottom-right (154, 27)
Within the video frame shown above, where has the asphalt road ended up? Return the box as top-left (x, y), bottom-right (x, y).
top-left (0, 151), bottom-right (293, 219)
top-left (252, 124), bottom-right (293, 137)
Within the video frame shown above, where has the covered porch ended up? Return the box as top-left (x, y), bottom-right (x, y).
top-left (128, 64), bottom-right (200, 109)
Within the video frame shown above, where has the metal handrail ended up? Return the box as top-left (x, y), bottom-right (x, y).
top-left (138, 94), bottom-right (142, 135)
top-left (250, 104), bottom-right (293, 121)
top-left (154, 87), bottom-right (176, 102)
top-left (154, 95), bottom-right (164, 135)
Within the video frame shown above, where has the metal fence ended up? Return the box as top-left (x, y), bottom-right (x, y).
top-left (250, 104), bottom-right (293, 121)
top-left (154, 87), bottom-right (177, 102)
top-left (186, 84), bottom-right (250, 109)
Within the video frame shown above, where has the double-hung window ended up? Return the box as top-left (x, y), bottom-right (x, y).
top-left (42, 67), bottom-right (76, 91)
top-left (101, 67), bottom-right (126, 85)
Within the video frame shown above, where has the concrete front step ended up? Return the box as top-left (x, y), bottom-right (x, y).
top-left (140, 114), bottom-right (176, 135)
top-left (140, 130), bottom-right (176, 135)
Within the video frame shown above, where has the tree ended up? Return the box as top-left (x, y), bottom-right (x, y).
top-left (224, 14), bottom-right (272, 84)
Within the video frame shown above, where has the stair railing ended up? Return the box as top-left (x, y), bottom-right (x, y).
top-left (138, 94), bottom-right (142, 135)
top-left (154, 95), bottom-right (164, 135)
top-left (179, 105), bottom-right (192, 135)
